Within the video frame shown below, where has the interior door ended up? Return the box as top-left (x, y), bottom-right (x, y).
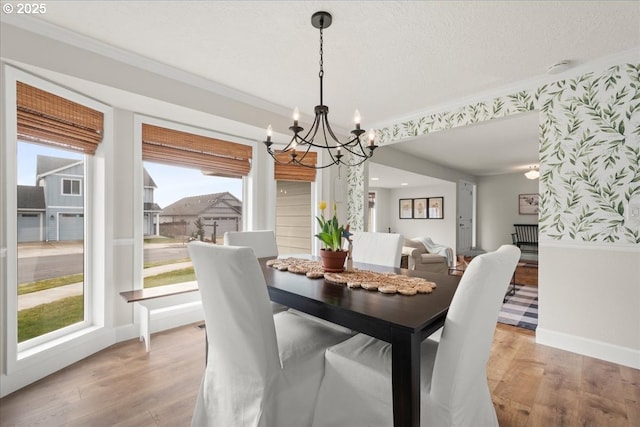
top-left (457, 181), bottom-right (474, 251)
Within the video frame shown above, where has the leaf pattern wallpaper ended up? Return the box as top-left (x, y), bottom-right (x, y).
top-left (347, 61), bottom-right (639, 244)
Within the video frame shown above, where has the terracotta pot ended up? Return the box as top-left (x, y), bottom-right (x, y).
top-left (320, 249), bottom-right (348, 273)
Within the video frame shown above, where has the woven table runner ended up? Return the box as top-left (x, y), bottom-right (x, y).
top-left (267, 257), bottom-right (436, 296)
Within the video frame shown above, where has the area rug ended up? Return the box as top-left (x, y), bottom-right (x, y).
top-left (498, 285), bottom-right (538, 330)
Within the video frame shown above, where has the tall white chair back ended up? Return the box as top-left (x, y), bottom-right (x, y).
top-left (224, 230), bottom-right (278, 258)
top-left (189, 242), bottom-right (352, 426)
top-left (311, 244), bottom-right (521, 427)
top-left (351, 232), bottom-right (403, 268)
top-left (429, 244), bottom-right (521, 425)
top-left (224, 230), bottom-right (286, 313)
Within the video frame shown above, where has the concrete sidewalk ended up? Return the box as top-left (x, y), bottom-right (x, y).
top-left (17, 261), bottom-right (194, 311)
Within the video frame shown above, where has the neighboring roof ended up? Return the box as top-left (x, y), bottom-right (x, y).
top-left (143, 168), bottom-right (157, 188)
top-left (17, 185), bottom-right (45, 210)
top-left (144, 202), bottom-right (162, 212)
top-left (36, 155), bottom-right (82, 178)
top-left (161, 192), bottom-right (241, 216)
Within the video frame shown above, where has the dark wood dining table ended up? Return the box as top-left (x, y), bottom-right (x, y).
top-left (259, 257), bottom-right (461, 427)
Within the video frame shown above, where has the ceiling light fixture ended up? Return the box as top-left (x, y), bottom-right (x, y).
top-left (263, 11), bottom-right (378, 169)
top-left (524, 165), bottom-right (540, 180)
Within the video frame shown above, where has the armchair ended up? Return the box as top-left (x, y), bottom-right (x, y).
top-left (402, 238), bottom-right (448, 273)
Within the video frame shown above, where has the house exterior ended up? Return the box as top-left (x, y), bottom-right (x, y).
top-left (16, 185), bottom-right (46, 242)
top-left (17, 155), bottom-right (161, 242)
top-left (35, 155), bottom-right (85, 242)
top-left (143, 169), bottom-right (162, 236)
top-left (160, 191), bottom-right (242, 240)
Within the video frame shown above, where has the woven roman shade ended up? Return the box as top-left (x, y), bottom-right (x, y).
top-left (142, 124), bottom-right (252, 177)
top-left (274, 151), bottom-right (317, 182)
top-left (17, 82), bottom-right (104, 155)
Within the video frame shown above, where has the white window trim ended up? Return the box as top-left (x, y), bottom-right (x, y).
top-left (61, 177), bottom-right (82, 196)
top-left (2, 65), bottom-right (114, 381)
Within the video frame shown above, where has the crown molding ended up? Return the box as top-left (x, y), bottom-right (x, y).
top-left (1, 15), bottom-right (293, 119)
top-left (372, 48), bottom-right (640, 130)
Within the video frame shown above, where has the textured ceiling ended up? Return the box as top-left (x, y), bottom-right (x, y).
top-left (9, 1), bottom-right (640, 180)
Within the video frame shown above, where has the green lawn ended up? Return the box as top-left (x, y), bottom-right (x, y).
top-left (18, 295), bottom-right (84, 342)
top-left (18, 274), bottom-right (84, 295)
top-left (144, 267), bottom-right (195, 288)
top-left (17, 262), bottom-right (195, 342)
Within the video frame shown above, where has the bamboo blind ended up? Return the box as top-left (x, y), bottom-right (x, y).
top-left (274, 151), bottom-right (317, 182)
top-left (17, 82), bottom-right (104, 155)
top-left (142, 124), bottom-right (252, 177)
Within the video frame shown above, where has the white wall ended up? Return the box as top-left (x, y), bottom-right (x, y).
top-left (477, 172), bottom-right (539, 251)
top-left (538, 244), bottom-right (640, 368)
top-left (387, 183), bottom-right (457, 253)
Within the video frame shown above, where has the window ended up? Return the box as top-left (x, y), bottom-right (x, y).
top-left (62, 178), bottom-right (81, 195)
top-left (367, 192), bottom-right (376, 232)
top-left (4, 68), bottom-right (110, 367)
top-left (17, 143), bottom-right (86, 344)
top-left (140, 123), bottom-right (248, 289)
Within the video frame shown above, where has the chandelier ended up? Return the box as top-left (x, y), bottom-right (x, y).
top-left (263, 11), bottom-right (378, 169)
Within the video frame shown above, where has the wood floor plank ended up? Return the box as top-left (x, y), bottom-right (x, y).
top-left (578, 394), bottom-right (630, 427)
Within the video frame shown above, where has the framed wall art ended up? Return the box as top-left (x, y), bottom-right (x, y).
top-left (399, 199), bottom-right (413, 219)
top-left (519, 193), bottom-right (539, 215)
top-left (428, 197), bottom-right (444, 219)
top-left (413, 198), bottom-right (427, 219)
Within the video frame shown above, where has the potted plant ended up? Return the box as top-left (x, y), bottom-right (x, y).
top-left (315, 201), bottom-right (349, 272)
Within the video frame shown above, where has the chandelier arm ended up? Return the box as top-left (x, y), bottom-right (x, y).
top-left (320, 114), bottom-right (367, 157)
top-left (290, 114), bottom-right (322, 148)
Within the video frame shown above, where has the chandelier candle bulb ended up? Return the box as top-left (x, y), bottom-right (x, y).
top-left (368, 129), bottom-right (376, 146)
top-left (266, 125), bottom-right (272, 143)
top-left (293, 107), bottom-right (300, 127)
top-left (354, 109), bottom-right (361, 130)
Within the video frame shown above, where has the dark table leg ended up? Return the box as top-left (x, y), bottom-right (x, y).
top-left (391, 330), bottom-right (421, 427)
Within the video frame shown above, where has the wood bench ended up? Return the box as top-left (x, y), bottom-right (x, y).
top-left (511, 224), bottom-right (539, 254)
top-left (120, 282), bottom-right (201, 352)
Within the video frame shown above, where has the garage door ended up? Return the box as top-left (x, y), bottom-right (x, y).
top-left (17, 213), bottom-right (42, 242)
top-left (59, 213), bottom-right (84, 241)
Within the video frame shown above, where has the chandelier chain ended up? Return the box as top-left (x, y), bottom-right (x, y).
top-left (319, 26), bottom-right (324, 78)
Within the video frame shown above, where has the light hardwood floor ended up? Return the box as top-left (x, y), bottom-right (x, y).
top-left (1, 323), bottom-right (638, 426)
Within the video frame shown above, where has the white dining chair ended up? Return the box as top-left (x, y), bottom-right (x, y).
top-left (311, 244), bottom-right (521, 427)
top-left (188, 242), bottom-right (352, 427)
top-left (351, 231), bottom-right (403, 268)
top-left (224, 230), bottom-right (278, 258)
top-left (224, 230), bottom-right (287, 313)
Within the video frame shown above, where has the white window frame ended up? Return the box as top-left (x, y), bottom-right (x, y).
top-left (61, 178), bottom-right (82, 196)
top-left (133, 114), bottom-right (257, 291)
top-left (2, 66), bottom-right (114, 377)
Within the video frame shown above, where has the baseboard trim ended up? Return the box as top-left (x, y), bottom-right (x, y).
top-left (536, 327), bottom-right (640, 370)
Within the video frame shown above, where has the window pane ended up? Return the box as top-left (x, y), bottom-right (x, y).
top-left (17, 142), bottom-right (85, 343)
top-left (142, 161), bottom-right (242, 289)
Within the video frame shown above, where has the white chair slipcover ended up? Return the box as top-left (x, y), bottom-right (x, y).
top-left (311, 245), bottom-right (521, 427)
top-left (351, 232), bottom-right (403, 268)
top-left (188, 242), bottom-right (352, 427)
top-left (224, 230), bottom-right (278, 258)
top-left (224, 230), bottom-right (287, 313)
